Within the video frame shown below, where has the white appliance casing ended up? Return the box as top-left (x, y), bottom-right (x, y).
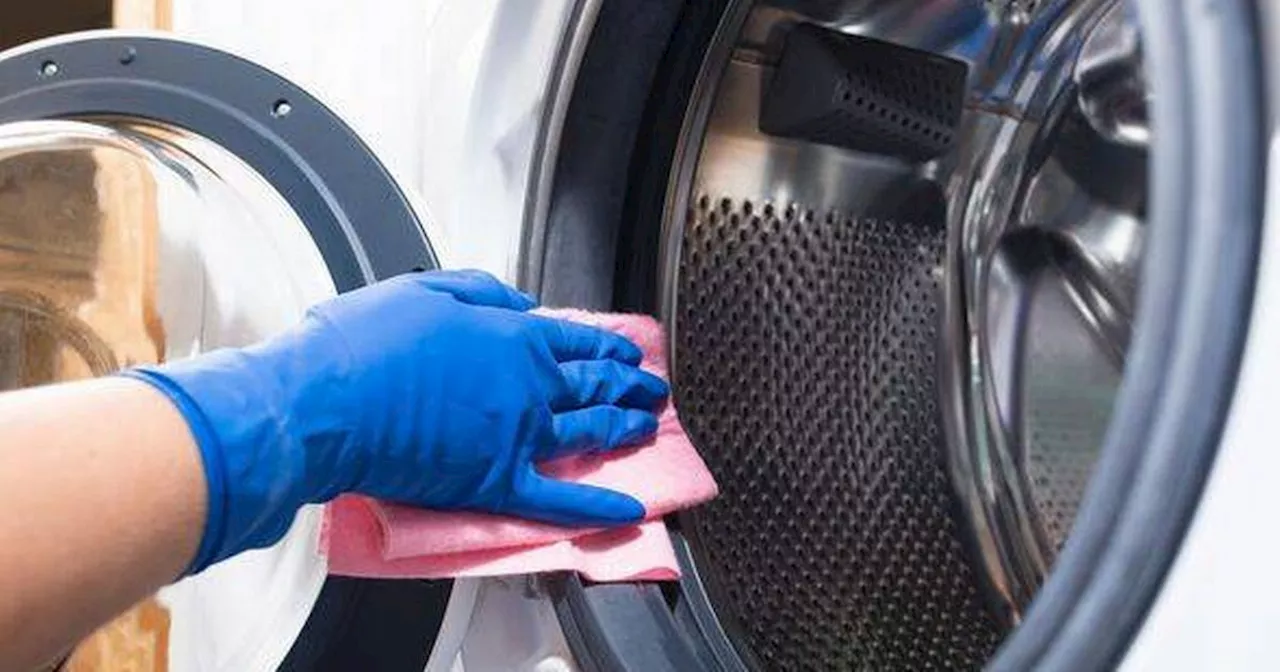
top-left (164, 1), bottom-right (1280, 669)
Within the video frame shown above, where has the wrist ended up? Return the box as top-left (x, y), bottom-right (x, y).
top-left (117, 367), bottom-right (231, 574)
top-left (120, 339), bottom-right (318, 572)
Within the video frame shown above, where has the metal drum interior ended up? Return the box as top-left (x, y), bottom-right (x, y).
top-left (660, 0), bottom-right (1147, 668)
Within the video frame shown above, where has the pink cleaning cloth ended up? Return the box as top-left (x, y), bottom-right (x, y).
top-left (321, 310), bottom-right (718, 582)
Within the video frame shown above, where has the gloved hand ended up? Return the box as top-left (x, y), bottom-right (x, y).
top-left (122, 270), bottom-right (669, 574)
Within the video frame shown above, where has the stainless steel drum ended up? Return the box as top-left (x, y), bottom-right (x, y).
top-left (656, 0), bottom-right (1149, 668)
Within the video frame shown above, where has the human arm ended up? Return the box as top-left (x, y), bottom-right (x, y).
top-left (0, 270), bottom-right (668, 670)
top-left (0, 377), bottom-right (205, 671)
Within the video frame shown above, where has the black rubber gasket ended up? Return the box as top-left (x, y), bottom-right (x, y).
top-left (0, 32), bottom-right (437, 291)
top-left (548, 576), bottom-right (705, 672)
top-left (532, 0), bottom-right (687, 310)
top-left (279, 577), bottom-right (451, 672)
top-left (539, 0), bottom-right (743, 670)
top-left (0, 32), bottom-right (448, 669)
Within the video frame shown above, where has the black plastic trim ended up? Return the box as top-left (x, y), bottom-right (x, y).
top-left (280, 578), bottom-right (451, 672)
top-left (0, 32), bottom-right (449, 670)
top-left (0, 33), bottom-right (437, 292)
top-left (548, 575), bottom-right (705, 672)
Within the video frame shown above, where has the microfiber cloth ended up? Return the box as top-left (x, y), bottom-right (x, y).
top-left (320, 310), bottom-right (718, 582)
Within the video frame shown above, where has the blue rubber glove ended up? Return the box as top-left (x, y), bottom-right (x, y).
top-left (121, 270), bottom-right (669, 574)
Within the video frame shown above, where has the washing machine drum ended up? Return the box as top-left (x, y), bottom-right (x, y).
top-left (541, 0), bottom-right (1262, 670)
top-left (674, 196), bottom-right (1000, 668)
top-left (0, 33), bottom-right (448, 669)
top-left (662, 14), bottom-right (1145, 667)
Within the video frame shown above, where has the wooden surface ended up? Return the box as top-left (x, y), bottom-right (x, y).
top-left (55, 145), bottom-right (169, 672)
top-left (0, 147), bottom-right (171, 671)
top-left (112, 0), bottom-right (170, 30)
top-left (63, 601), bottom-right (170, 672)
top-left (0, 148), bottom-right (172, 672)
top-left (63, 3), bottom-right (173, 668)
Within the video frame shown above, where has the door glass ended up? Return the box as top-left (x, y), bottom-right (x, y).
top-left (0, 119), bottom-right (335, 389)
top-left (0, 118), bottom-right (336, 669)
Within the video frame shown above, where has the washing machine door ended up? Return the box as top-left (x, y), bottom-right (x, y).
top-left (0, 31), bottom-right (450, 670)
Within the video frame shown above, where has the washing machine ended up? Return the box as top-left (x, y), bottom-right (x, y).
top-left (0, 0), bottom-right (1276, 669)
